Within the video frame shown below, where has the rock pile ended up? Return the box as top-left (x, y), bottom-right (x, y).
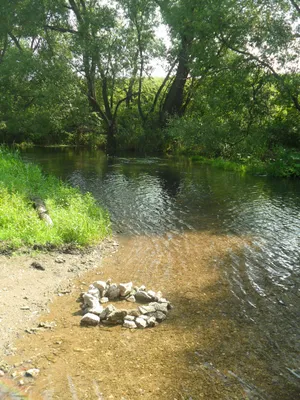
top-left (80, 279), bottom-right (172, 329)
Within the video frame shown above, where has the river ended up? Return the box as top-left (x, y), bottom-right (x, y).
top-left (19, 147), bottom-right (300, 399)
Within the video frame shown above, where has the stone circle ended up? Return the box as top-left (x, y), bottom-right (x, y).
top-left (80, 279), bottom-right (172, 329)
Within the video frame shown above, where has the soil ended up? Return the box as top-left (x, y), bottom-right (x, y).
top-left (0, 239), bottom-right (118, 357)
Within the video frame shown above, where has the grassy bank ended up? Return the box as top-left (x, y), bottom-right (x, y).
top-left (0, 148), bottom-right (110, 250)
top-left (189, 150), bottom-right (300, 178)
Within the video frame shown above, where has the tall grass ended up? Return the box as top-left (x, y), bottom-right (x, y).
top-left (0, 148), bottom-right (110, 250)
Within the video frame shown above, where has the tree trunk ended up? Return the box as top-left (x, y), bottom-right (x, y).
top-left (106, 121), bottom-right (117, 154)
top-left (160, 36), bottom-right (191, 122)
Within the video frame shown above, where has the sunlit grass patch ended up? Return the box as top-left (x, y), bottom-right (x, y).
top-left (0, 148), bottom-right (110, 250)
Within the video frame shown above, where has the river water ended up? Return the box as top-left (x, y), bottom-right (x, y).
top-left (20, 148), bottom-right (300, 399)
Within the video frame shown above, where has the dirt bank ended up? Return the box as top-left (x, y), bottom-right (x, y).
top-left (0, 239), bottom-right (118, 357)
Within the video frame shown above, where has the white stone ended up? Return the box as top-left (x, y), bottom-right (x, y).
top-left (86, 304), bottom-right (104, 316)
top-left (25, 368), bottom-right (40, 378)
top-left (135, 317), bottom-right (147, 329)
top-left (156, 291), bottom-right (163, 300)
top-left (99, 297), bottom-right (109, 304)
top-left (139, 285), bottom-right (146, 291)
top-left (147, 290), bottom-right (157, 300)
top-left (80, 313), bottom-right (100, 326)
top-left (83, 293), bottom-right (100, 309)
top-left (118, 282), bottom-right (133, 297)
top-left (124, 315), bottom-right (135, 321)
top-left (87, 288), bottom-right (100, 298)
top-left (139, 315), bottom-right (150, 321)
top-left (0, 370), bottom-right (4, 377)
top-left (123, 320), bottom-right (137, 329)
top-left (93, 281), bottom-right (107, 294)
top-left (126, 295), bottom-right (136, 303)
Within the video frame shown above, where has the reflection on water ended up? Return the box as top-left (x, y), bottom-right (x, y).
top-left (22, 148), bottom-right (300, 397)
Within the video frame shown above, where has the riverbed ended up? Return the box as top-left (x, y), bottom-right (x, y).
top-left (5, 148), bottom-right (300, 399)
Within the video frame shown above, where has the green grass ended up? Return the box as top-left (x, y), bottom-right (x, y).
top-left (190, 152), bottom-right (300, 178)
top-left (0, 148), bottom-right (110, 250)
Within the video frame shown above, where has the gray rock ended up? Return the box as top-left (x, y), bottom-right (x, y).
top-left (100, 304), bottom-right (116, 319)
top-left (25, 368), bottom-right (40, 378)
top-left (157, 298), bottom-right (172, 309)
top-left (81, 313), bottom-right (100, 326)
top-left (139, 305), bottom-right (156, 315)
top-left (149, 302), bottom-right (169, 314)
top-left (106, 283), bottom-right (120, 300)
top-left (118, 282), bottom-right (133, 297)
top-left (135, 317), bottom-right (147, 329)
top-left (128, 309), bottom-right (141, 317)
top-left (135, 291), bottom-right (153, 303)
top-left (31, 262), bottom-right (45, 271)
top-left (123, 320), bottom-right (137, 329)
top-left (155, 311), bottom-right (167, 322)
top-left (55, 256), bottom-right (65, 264)
top-left (106, 309), bottom-right (128, 325)
top-left (126, 295), bottom-right (136, 303)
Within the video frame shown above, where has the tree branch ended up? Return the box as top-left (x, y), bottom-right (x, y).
top-left (0, 35), bottom-right (8, 63)
top-left (221, 36), bottom-right (300, 112)
top-left (8, 32), bottom-right (23, 51)
top-left (113, 92), bottom-right (139, 121)
top-left (148, 58), bottom-right (178, 115)
top-left (45, 25), bottom-right (78, 34)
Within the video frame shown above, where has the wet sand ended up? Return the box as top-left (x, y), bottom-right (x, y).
top-left (3, 232), bottom-right (298, 399)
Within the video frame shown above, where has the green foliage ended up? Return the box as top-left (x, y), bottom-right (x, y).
top-left (0, 148), bottom-right (110, 249)
top-left (0, 0), bottom-right (299, 173)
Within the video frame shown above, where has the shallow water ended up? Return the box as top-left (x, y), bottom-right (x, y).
top-left (17, 148), bottom-right (300, 399)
